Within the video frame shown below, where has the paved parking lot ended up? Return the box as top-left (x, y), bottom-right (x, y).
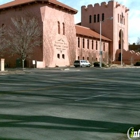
top-left (0, 67), bottom-right (139, 140)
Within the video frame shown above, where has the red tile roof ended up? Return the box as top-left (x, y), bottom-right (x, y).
top-left (0, 0), bottom-right (78, 14)
top-left (75, 25), bottom-right (111, 41)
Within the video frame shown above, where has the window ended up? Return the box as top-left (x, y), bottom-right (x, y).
top-left (94, 15), bottom-right (96, 23)
top-left (121, 16), bottom-right (123, 24)
top-left (120, 15), bottom-right (122, 23)
top-left (62, 54), bottom-right (65, 59)
top-left (96, 41), bottom-right (98, 50)
top-left (83, 57), bottom-right (84, 60)
top-left (57, 54), bottom-right (60, 59)
top-left (92, 40), bottom-right (94, 49)
top-left (78, 37), bottom-right (80, 48)
top-left (1, 24), bottom-right (4, 35)
top-left (83, 38), bottom-right (85, 48)
top-left (97, 14), bottom-right (100, 22)
top-left (89, 15), bottom-right (92, 23)
top-left (102, 13), bottom-right (104, 21)
top-left (87, 39), bottom-right (89, 49)
top-left (87, 57), bottom-right (89, 60)
top-left (58, 21), bottom-right (60, 34)
top-left (78, 56), bottom-right (79, 60)
top-left (118, 14), bottom-right (119, 23)
top-left (103, 42), bottom-right (105, 51)
top-left (62, 22), bottom-right (65, 35)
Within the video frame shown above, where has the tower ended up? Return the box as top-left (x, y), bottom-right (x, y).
top-left (81, 0), bottom-right (129, 61)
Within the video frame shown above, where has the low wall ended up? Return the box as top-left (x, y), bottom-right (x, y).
top-left (114, 49), bottom-right (140, 65)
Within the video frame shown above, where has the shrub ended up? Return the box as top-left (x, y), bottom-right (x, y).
top-left (93, 62), bottom-right (106, 67)
top-left (134, 62), bottom-right (140, 66)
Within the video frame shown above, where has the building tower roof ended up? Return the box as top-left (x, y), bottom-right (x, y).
top-left (75, 25), bottom-right (111, 41)
top-left (0, 0), bottom-right (78, 14)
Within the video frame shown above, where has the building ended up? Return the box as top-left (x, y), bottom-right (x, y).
top-left (80, 1), bottom-right (129, 61)
top-left (0, 0), bottom-right (137, 68)
top-left (0, 0), bottom-right (78, 68)
top-left (75, 25), bottom-right (111, 64)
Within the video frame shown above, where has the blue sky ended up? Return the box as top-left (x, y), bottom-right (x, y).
top-left (0, 0), bottom-right (139, 44)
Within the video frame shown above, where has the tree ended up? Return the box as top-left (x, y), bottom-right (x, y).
top-left (7, 15), bottom-right (41, 68)
top-left (0, 25), bottom-right (7, 57)
top-left (136, 37), bottom-right (140, 45)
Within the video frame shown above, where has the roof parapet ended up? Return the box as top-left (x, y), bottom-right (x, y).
top-left (87, 4), bottom-right (93, 9)
top-left (101, 2), bottom-right (107, 7)
top-left (94, 3), bottom-right (100, 7)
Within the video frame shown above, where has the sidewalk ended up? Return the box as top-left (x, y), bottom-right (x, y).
top-left (0, 68), bottom-right (28, 75)
top-left (108, 64), bottom-right (140, 69)
top-left (0, 65), bottom-right (140, 75)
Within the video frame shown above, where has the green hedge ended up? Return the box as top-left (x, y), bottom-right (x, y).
top-left (134, 62), bottom-right (140, 66)
top-left (93, 62), bottom-right (106, 67)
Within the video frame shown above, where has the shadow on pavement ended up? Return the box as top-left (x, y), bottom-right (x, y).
top-left (0, 114), bottom-right (136, 134)
top-left (0, 137), bottom-right (28, 140)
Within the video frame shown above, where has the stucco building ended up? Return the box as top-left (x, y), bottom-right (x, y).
top-left (0, 0), bottom-right (78, 68)
top-left (81, 1), bottom-right (129, 61)
top-left (0, 0), bottom-right (137, 68)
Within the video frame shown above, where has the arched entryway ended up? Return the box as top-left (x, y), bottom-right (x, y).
top-left (118, 29), bottom-right (124, 61)
top-left (118, 29), bottom-right (124, 49)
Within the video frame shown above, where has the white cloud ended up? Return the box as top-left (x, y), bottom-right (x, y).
top-left (0, 0), bottom-right (139, 44)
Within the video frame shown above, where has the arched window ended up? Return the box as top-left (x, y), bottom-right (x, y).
top-left (78, 56), bottom-right (79, 60)
top-left (102, 13), bottom-right (104, 21)
top-left (87, 39), bottom-right (89, 49)
top-left (62, 22), bottom-right (65, 35)
top-left (62, 54), bottom-right (65, 59)
top-left (103, 42), bottom-right (105, 51)
top-left (94, 15), bottom-right (96, 23)
top-left (120, 15), bottom-right (122, 23)
top-left (89, 15), bottom-right (92, 23)
top-left (96, 41), bottom-right (98, 50)
top-left (83, 38), bottom-right (85, 48)
top-left (97, 14), bottom-right (100, 22)
top-left (119, 29), bottom-right (123, 49)
top-left (92, 40), bottom-right (94, 49)
top-left (78, 37), bottom-right (80, 48)
top-left (58, 21), bottom-right (60, 34)
top-left (57, 54), bottom-right (60, 59)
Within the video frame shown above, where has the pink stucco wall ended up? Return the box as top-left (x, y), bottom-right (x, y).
top-left (0, 2), bottom-right (76, 68)
top-left (40, 5), bottom-right (76, 67)
top-left (76, 36), bottom-right (109, 64)
top-left (1, 0), bottom-right (137, 67)
top-left (115, 49), bottom-right (140, 65)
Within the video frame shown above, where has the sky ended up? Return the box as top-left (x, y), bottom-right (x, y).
top-left (0, 0), bottom-right (139, 44)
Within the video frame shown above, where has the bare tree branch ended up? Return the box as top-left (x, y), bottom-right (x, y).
top-left (0, 25), bottom-right (8, 57)
top-left (136, 37), bottom-right (140, 45)
top-left (7, 15), bottom-right (41, 68)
